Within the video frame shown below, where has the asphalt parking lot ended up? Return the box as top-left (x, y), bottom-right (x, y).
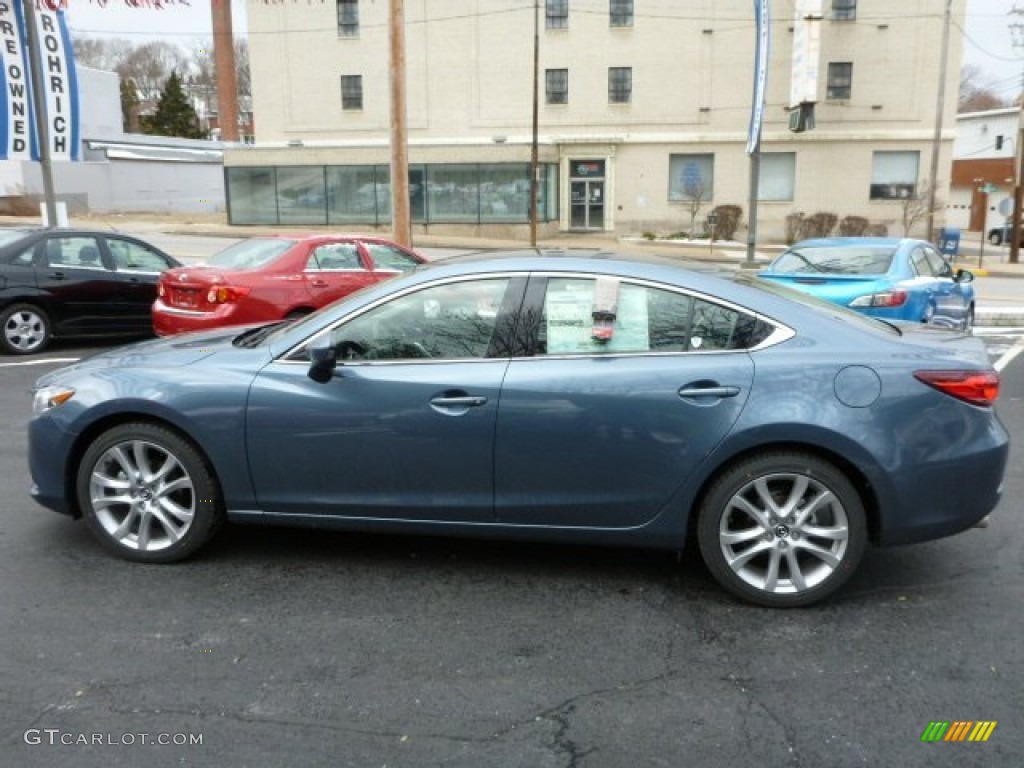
top-left (0, 331), bottom-right (1021, 768)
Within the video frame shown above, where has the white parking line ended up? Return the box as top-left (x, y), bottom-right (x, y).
top-left (994, 336), bottom-right (1024, 372)
top-left (0, 357), bottom-right (80, 368)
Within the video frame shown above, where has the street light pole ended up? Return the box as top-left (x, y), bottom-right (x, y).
top-left (529, 0), bottom-right (539, 248)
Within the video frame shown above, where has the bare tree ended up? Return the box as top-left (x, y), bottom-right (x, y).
top-left (959, 64), bottom-right (1010, 113)
top-left (117, 41), bottom-right (190, 102)
top-left (684, 179), bottom-right (710, 237)
top-left (900, 178), bottom-right (943, 238)
top-left (72, 36), bottom-right (134, 72)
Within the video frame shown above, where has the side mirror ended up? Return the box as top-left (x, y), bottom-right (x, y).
top-left (307, 341), bottom-right (338, 383)
top-left (955, 268), bottom-right (974, 284)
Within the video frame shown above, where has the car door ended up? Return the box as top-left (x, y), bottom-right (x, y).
top-left (303, 241), bottom-right (373, 307)
top-left (103, 235), bottom-right (177, 332)
top-left (494, 275), bottom-right (756, 528)
top-left (34, 234), bottom-right (123, 335)
top-left (922, 245), bottom-right (971, 328)
top-left (245, 275), bottom-right (526, 522)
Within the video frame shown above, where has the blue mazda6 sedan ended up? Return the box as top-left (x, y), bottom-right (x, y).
top-left (27, 250), bottom-right (1008, 607)
top-left (758, 237), bottom-right (976, 331)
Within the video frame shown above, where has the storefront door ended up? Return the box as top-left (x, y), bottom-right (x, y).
top-left (569, 160), bottom-right (606, 230)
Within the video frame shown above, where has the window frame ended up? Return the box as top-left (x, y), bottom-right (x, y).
top-left (545, 68), bottom-right (568, 105)
top-left (826, 62), bottom-right (853, 100)
top-left (832, 0), bottom-right (856, 21)
top-left (668, 154), bottom-right (715, 202)
top-left (610, 0), bottom-right (633, 27)
top-left (608, 66), bottom-right (632, 104)
top-left (337, 0), bottom-right (359, 37)
top-left (870, 150), bottom-right (920, 201)
top-left (546, 0), bottom-right (569, 29)
top-left (340, 74), bottom-right (363, 111)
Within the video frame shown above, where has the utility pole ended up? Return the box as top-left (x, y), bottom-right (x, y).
top-left (529, 0), bottom-right (539, 247)
top-left (926, 0), bottom-right (953, 247)
top-left (389, 0), bottom-right (411, 247)
top-left (1009, 3), bottom-right (1024, 264)
top-left (23, 0), bottom-right (58, 228)
top-left (212, 0), bottom-right (239, 142)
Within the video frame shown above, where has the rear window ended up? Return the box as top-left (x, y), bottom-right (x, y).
top-left (208, 238), bottom-right (296, 269)
top-left (770, 245), bottom-right (895, 275)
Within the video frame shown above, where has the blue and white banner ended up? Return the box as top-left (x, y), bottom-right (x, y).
top-left (0, 1), bottom-right (79, 161)
top-left (746, 0), bottom-right (771, 155)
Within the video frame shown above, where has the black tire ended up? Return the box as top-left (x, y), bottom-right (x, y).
top-left (964, 304), bottom-right (975, 335)
top-left (989, 232), bottom-right (1002, 246)
top-left (76, 422), bottom-right (224, 563)
top-left (1, 302), bottom-right (51, 355)
top-left (697, 452), bottom-right (867, 608)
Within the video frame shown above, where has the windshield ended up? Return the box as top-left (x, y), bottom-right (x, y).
top-left (738, 273), bottom-right (901, 336)
top-left (208, 238), bottom-right (296, 269)
top-left (770, 245), bottom-right (895, 275)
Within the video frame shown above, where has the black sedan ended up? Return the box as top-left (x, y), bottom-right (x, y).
top-left (0, 228), bottom-right (181, 354)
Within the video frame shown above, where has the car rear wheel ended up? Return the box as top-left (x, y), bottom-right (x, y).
top-left (697, 452), bottom-right (867, 608)
top-left (77, 422), bottom-right (224, 563)
top-left (989, 231), bottom-right (1003, 245)
top-left (1, 303), bottom-right (51, 355)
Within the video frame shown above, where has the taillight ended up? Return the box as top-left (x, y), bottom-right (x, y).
top-left (158, 282), bottom-right (165, 298)
top-left (914, 370), bottom-right (1000, 407)
top-left (849, 290), bottom-right (908, 308)
top-left (207, 286), bottom-right (250, 304)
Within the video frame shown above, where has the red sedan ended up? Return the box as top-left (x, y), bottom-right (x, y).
top-left (153, 235), bottom-right (425, 336)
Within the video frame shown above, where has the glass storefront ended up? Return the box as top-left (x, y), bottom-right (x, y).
top-left (227, 163), bottom-right (559, 226)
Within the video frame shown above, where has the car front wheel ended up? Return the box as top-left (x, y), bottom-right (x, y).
top-left (1, 303), bottom-right (51, 355)
top-left (697, 452), bottom-right (867, 608)
top-left (77, 422), bottom-right (224, 563)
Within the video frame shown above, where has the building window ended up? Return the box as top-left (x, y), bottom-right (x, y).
top-left (826, 62), bottom-right (852, 100)
top-left (610, 0), bottom-right (633, 27)
top-left (341, 75), bottom-right (363, 110)
top-left (668, 154), bottom-right (714, 201)
top-left (546, 0), bottom-right (568, 29)
top-left (337, 0), bottom-right (359, 37)
top-left (608, 67), bottom-right (632, 104)
top-left (545, 69), bottom-right (568, 105)
top-left (870, 151), bottom-right (919, 200)
top-left (758, 152), bottom-right (796, 201)
top-left (832, 0), bottom-right (856, 21)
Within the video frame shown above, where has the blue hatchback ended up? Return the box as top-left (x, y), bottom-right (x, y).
top-left (758, 237), bottom-right (975, 331)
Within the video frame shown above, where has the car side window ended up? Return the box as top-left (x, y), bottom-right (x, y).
top-left (364, 243), bottom-right (420, 272)
top-left (533, 277), bottom-right (768, 356)
top-left (44, 237), bottom-right (107, 270)
top-left (107, 238), bottom-right (171, 272)
top-left (9, 245), bottom-right (36, 267)
top-left (910, 247), bottom-right (936, 277)
top-left (923, 246), bottom-right (952, 278)
top-left (329, 278), bottom-right (512, 360)
top-left (308, 243), bottom-right (362, 271)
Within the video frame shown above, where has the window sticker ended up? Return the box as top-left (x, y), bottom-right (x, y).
top-left (546, 281), bottom-right (649, 354)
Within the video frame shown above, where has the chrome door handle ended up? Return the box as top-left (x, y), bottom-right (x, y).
top-left (429, 396), bottom-right (488, 408)
top-left (678, 385), bottom-right (740, 398)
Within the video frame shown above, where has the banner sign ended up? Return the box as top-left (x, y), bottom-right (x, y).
top-left (0, 1), bottom-right (80, 161)
top-left (789, 0), bottom-right (822, 108)
top-left (746, 0), bottom-right (770, 155)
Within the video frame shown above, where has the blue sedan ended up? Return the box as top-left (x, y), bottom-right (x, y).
top-left (28, 251), bottom-right (1007, 607)
top-left (758, 237), bottom-right (976, 331)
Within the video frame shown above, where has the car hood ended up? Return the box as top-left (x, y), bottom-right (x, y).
top-left (35, 326), bottom-right (249, 385)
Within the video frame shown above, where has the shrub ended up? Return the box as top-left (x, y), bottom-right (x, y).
top-left (711, 204), bottom-right (742, 241)
top-left (867, 222), bottom-right (889, 237)
top-left (838, 215), bottom-right (870, 237)
top-left (784, 212), bottom-right (805, 245)
top-left (642, 231), bottom-right (657, 241)
top-left (799, 211), bottom-right (839, 240)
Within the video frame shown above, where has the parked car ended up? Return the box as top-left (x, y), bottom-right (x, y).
top-left (987, 222), bottom-right (1024, 246)
top-left (758, 237), bottom-right (975, 331)
top-left (0, 227), bottom-right (181, 355)
top-left (152, 234), bottom-right (425, 336)
top-left (29, 250), bottom-right (1007, 608)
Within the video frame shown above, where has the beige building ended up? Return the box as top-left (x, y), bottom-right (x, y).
top-left (226, 0), bottom-right (964, 241)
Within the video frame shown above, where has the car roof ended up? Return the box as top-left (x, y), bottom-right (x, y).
top-left (788, 237), bottom-right (922, 248)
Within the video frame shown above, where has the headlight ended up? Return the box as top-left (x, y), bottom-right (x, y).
top-left (33, 386), bottom-right (75, 416)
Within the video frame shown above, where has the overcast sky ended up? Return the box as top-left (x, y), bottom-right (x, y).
top-left (62, 0), bottom-right (1024, 99)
